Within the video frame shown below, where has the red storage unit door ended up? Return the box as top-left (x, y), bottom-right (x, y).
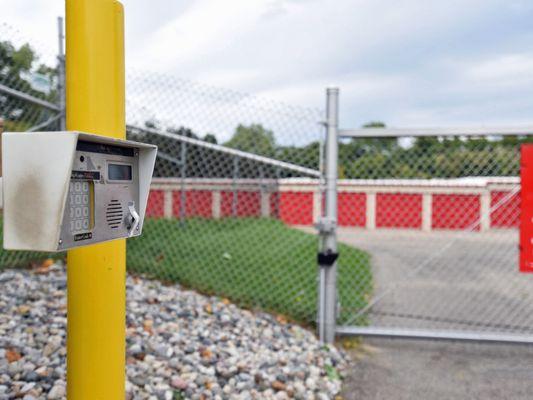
top-left (338, 193), bottom-right (366, 227)
top-left (279, 192), bottom-right (313, 225)
top-left (432, 194), bottom-right (480, 230)
top-left (221, 191), bottom-right (261, 217)
top-left (173, 190), bottom-right (213, 218)
top-left (376, 193), bottom-right (422, 229)
top-left (491, 191), bottom-right (520, 228)
top-left (145, 190), bottom-right (164, 218)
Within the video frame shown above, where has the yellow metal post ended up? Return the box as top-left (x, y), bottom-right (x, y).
top-left (65, 0), bottom-right (126, 398)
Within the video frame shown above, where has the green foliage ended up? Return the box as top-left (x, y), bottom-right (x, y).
top-left (276, 141), bottom-right (321, 172)
top-left (340, 131), bottom-right (524, 179)
top-left (225, 124), bottom-right (276, 157)
top-left (0, 40), bottom-right (59, 131)
top-left (127, 218), bottom-right (372, 324)
top-left (11, 43), bottom-right (34, 71)
top-left (128, 123), bottom-right (318, 179)
top-left (129, 125), bottom-right (251, 178)
top-left (362, 121), bottom-right (386, 128)
top-left (133, 118), bottom-right (524, 180)
top-left (203, 133), bottom-right (218, 144)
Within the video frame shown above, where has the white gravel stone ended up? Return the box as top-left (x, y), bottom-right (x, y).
top-left (0, 265), bottom-right (349, 399)
top-left (47, 383), bottom-right (65, 399)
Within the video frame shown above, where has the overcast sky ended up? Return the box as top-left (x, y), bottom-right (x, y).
top-left (1, 0), bottom-right (533, 130)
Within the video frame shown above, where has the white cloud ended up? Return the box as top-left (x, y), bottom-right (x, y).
top-left (0, 0), bottom-right (63, 61)
top-left (462, 54), bottom-right (533, 88)
top-left (130, 0), bottom-right (273, 70)
top-left (1, 0), bottom-right (533, 134)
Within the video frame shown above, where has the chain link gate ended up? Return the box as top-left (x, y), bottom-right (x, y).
top-left (321, 88), bottom-right (533, 343)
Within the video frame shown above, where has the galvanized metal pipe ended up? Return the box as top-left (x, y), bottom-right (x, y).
top-left (339, 126), bottom-right (533, 138)
top-left (129, 125), bottom-right (321, 178)
top-left (320, 87), bottom-right (339, 344)
top-left (57, 16), bottom-right (66, 131)
top-left (0, 83), bottom-right (60, 112)
top-left (336, 326), bottom-right (533, 344)
top-left (232, 157), bottom-right (239, 217)
top-left (180, 142), bottom-right (187, 224)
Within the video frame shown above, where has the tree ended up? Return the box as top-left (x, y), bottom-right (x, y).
top-left (0, 41), bottom-right (58, 131)
top-left (360, 121), bottom-right (398, 153)
top-left (130, 118), bottom-right (522, 181)
top-left (335, 120), bottom-right (522, 179)
top-left (225, 124), bottom-right (276, 157)
top-left (363, 121), bottom-right (385, 128)
top-left (203, 133), bottom-right (217, 144)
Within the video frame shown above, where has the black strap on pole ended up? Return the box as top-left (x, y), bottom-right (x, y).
top-left (318, 249), bottom-right (339, 267)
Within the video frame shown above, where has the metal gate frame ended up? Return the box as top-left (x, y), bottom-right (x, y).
top-left (317, 87), bottom-right (533, 344)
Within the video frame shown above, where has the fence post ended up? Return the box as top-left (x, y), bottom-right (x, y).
top-left (180, 141), bottom-right (187, 224)
top-left (66, 1), bottom-right (126, 398)
top-left (259, 165), bottom-right (270, 217)
top-left (0, 118), bottom-right (3, 177)
top-left (57, 16), bottom-right (66, 131)
top-left (317, 87), bottom-right (339, 344)
top-left (0, 118), bottom-right (2, 209)
top-left (232, 157), bottom-right (239, 217)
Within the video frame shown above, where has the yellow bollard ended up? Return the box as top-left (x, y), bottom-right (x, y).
top-left (65, 0), bottom-right (126, 398)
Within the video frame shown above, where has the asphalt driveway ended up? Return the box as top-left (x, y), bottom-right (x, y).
top-left (300, 227), bottom-right (533, 399)
top-left (341, 338), bottom-right (533, 400)
top-left (327, 228), bottom-right (533, 334)
top-left (334, 229), bottom-right (533, 400)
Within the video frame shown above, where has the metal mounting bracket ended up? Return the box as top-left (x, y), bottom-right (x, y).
top-left (315, 217), bottom-right (337, 235)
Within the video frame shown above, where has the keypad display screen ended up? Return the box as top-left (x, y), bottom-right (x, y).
top-left (69, 180), bottom-right (92, 233)
top-left (108, 163), bottom-right (132, 181)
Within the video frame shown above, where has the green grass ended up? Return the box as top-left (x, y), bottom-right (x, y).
top-left (128, 218), bottom-right (372, 324)
top-left (0, 215), bottom-right (372, 325)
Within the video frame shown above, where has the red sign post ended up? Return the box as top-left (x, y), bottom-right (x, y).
top-left (520, 144), bottom-right (533, 272)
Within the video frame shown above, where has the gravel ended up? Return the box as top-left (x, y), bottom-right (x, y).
top-left (0, 262), bottom-right (347, 399)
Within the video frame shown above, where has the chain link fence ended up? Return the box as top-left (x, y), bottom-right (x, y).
top-left (122, 51), bottom-right (331, 324)
top-left (333, 128), bottom-right (533, 340)
top-left (0, 22), bottom-right (63, 268)
top-left (0, 22), bottom-right (62, 132)
top-left (5, 19), bottom-right (529, 339)
top-left (0, 21), bottom-right (377, 327)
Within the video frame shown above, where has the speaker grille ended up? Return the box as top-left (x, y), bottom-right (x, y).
top-left (106, 200), bottom-right (123, 229)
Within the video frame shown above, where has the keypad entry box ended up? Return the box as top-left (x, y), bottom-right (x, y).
top-left (2, 131), bottom-right (157, 251)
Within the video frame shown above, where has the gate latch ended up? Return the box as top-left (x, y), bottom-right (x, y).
top-left (318, 249), bottom-right (339, 267)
